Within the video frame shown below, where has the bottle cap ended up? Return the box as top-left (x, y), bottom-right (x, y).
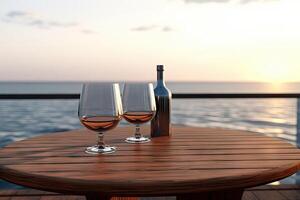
top-left (157, 65), bottom-right (164, 71)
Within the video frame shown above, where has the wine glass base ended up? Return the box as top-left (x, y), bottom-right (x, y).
top-left (85, 145), bottom-right (116, 154)
top-left (125, 136), bottom-right (151, 144)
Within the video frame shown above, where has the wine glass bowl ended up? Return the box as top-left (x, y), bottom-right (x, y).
top-left (80, 116), bottom-right (121, 133)
top-left (122, 83), bottom-right (156, 143)
top-left (78, 83), bottom-right (123, 154)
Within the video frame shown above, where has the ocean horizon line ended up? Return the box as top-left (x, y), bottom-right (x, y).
top-left (1, 80), bottom-right (300, 84)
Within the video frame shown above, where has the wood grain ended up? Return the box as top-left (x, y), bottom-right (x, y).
top-left (0, 126), bottom-right (299, 198)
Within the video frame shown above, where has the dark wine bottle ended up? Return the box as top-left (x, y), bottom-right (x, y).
top-left (151, 65), bottom-right (172, 137)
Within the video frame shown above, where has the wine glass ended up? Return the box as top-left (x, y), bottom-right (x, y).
top-left (78, 83), bottom-right (123, 154)
top-left (122, 83), bottom-right (156, 143)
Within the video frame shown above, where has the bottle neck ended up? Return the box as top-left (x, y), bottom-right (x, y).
top-left (157, 70), bottom-right (165, 86)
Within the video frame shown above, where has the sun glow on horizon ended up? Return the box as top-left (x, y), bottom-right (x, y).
top-left (259, 64), bottom-right (290, 84)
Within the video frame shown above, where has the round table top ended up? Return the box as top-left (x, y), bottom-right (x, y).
top-left (0, 126), bottom-right (300, 196)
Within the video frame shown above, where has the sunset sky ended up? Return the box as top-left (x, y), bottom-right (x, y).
top-left (0, 0), bottom-right (299, 82)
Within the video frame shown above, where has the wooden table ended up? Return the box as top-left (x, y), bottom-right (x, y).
top-left (0, 126), bottom-right (300, 200)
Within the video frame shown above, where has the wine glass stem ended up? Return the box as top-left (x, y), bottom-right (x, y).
top-left (135, 124), bottom-right (141, 139)
top-left (97, 133), bottom-right (105, 147)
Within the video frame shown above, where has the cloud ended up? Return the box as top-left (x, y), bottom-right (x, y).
top-left (81, 29), bottom-right (97, 34)
top-left (131, 25), bottom-right (158, 31)
top-left (3, 10), bottom-right (78, 29)
top-left (3, 10), bottom-right (95, 34)
top-left (48, 21), bottom-right (78, 28)
top-left (162, 26), bottom-right (174, 32)
top-left (6, 10), bottom-right (30, 18)
top-left (131, 25), bottom-right (174, 32)
top-left (183, 0), bottom-right (276, 4)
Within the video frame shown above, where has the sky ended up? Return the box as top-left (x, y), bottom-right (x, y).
top-left (0, 0), bottom-right (299, 82)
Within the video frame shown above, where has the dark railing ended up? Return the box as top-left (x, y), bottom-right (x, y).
top-left (0, 93), bottom-right (300, 147)
top-left (1, 93), bottom-right (300, 99)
